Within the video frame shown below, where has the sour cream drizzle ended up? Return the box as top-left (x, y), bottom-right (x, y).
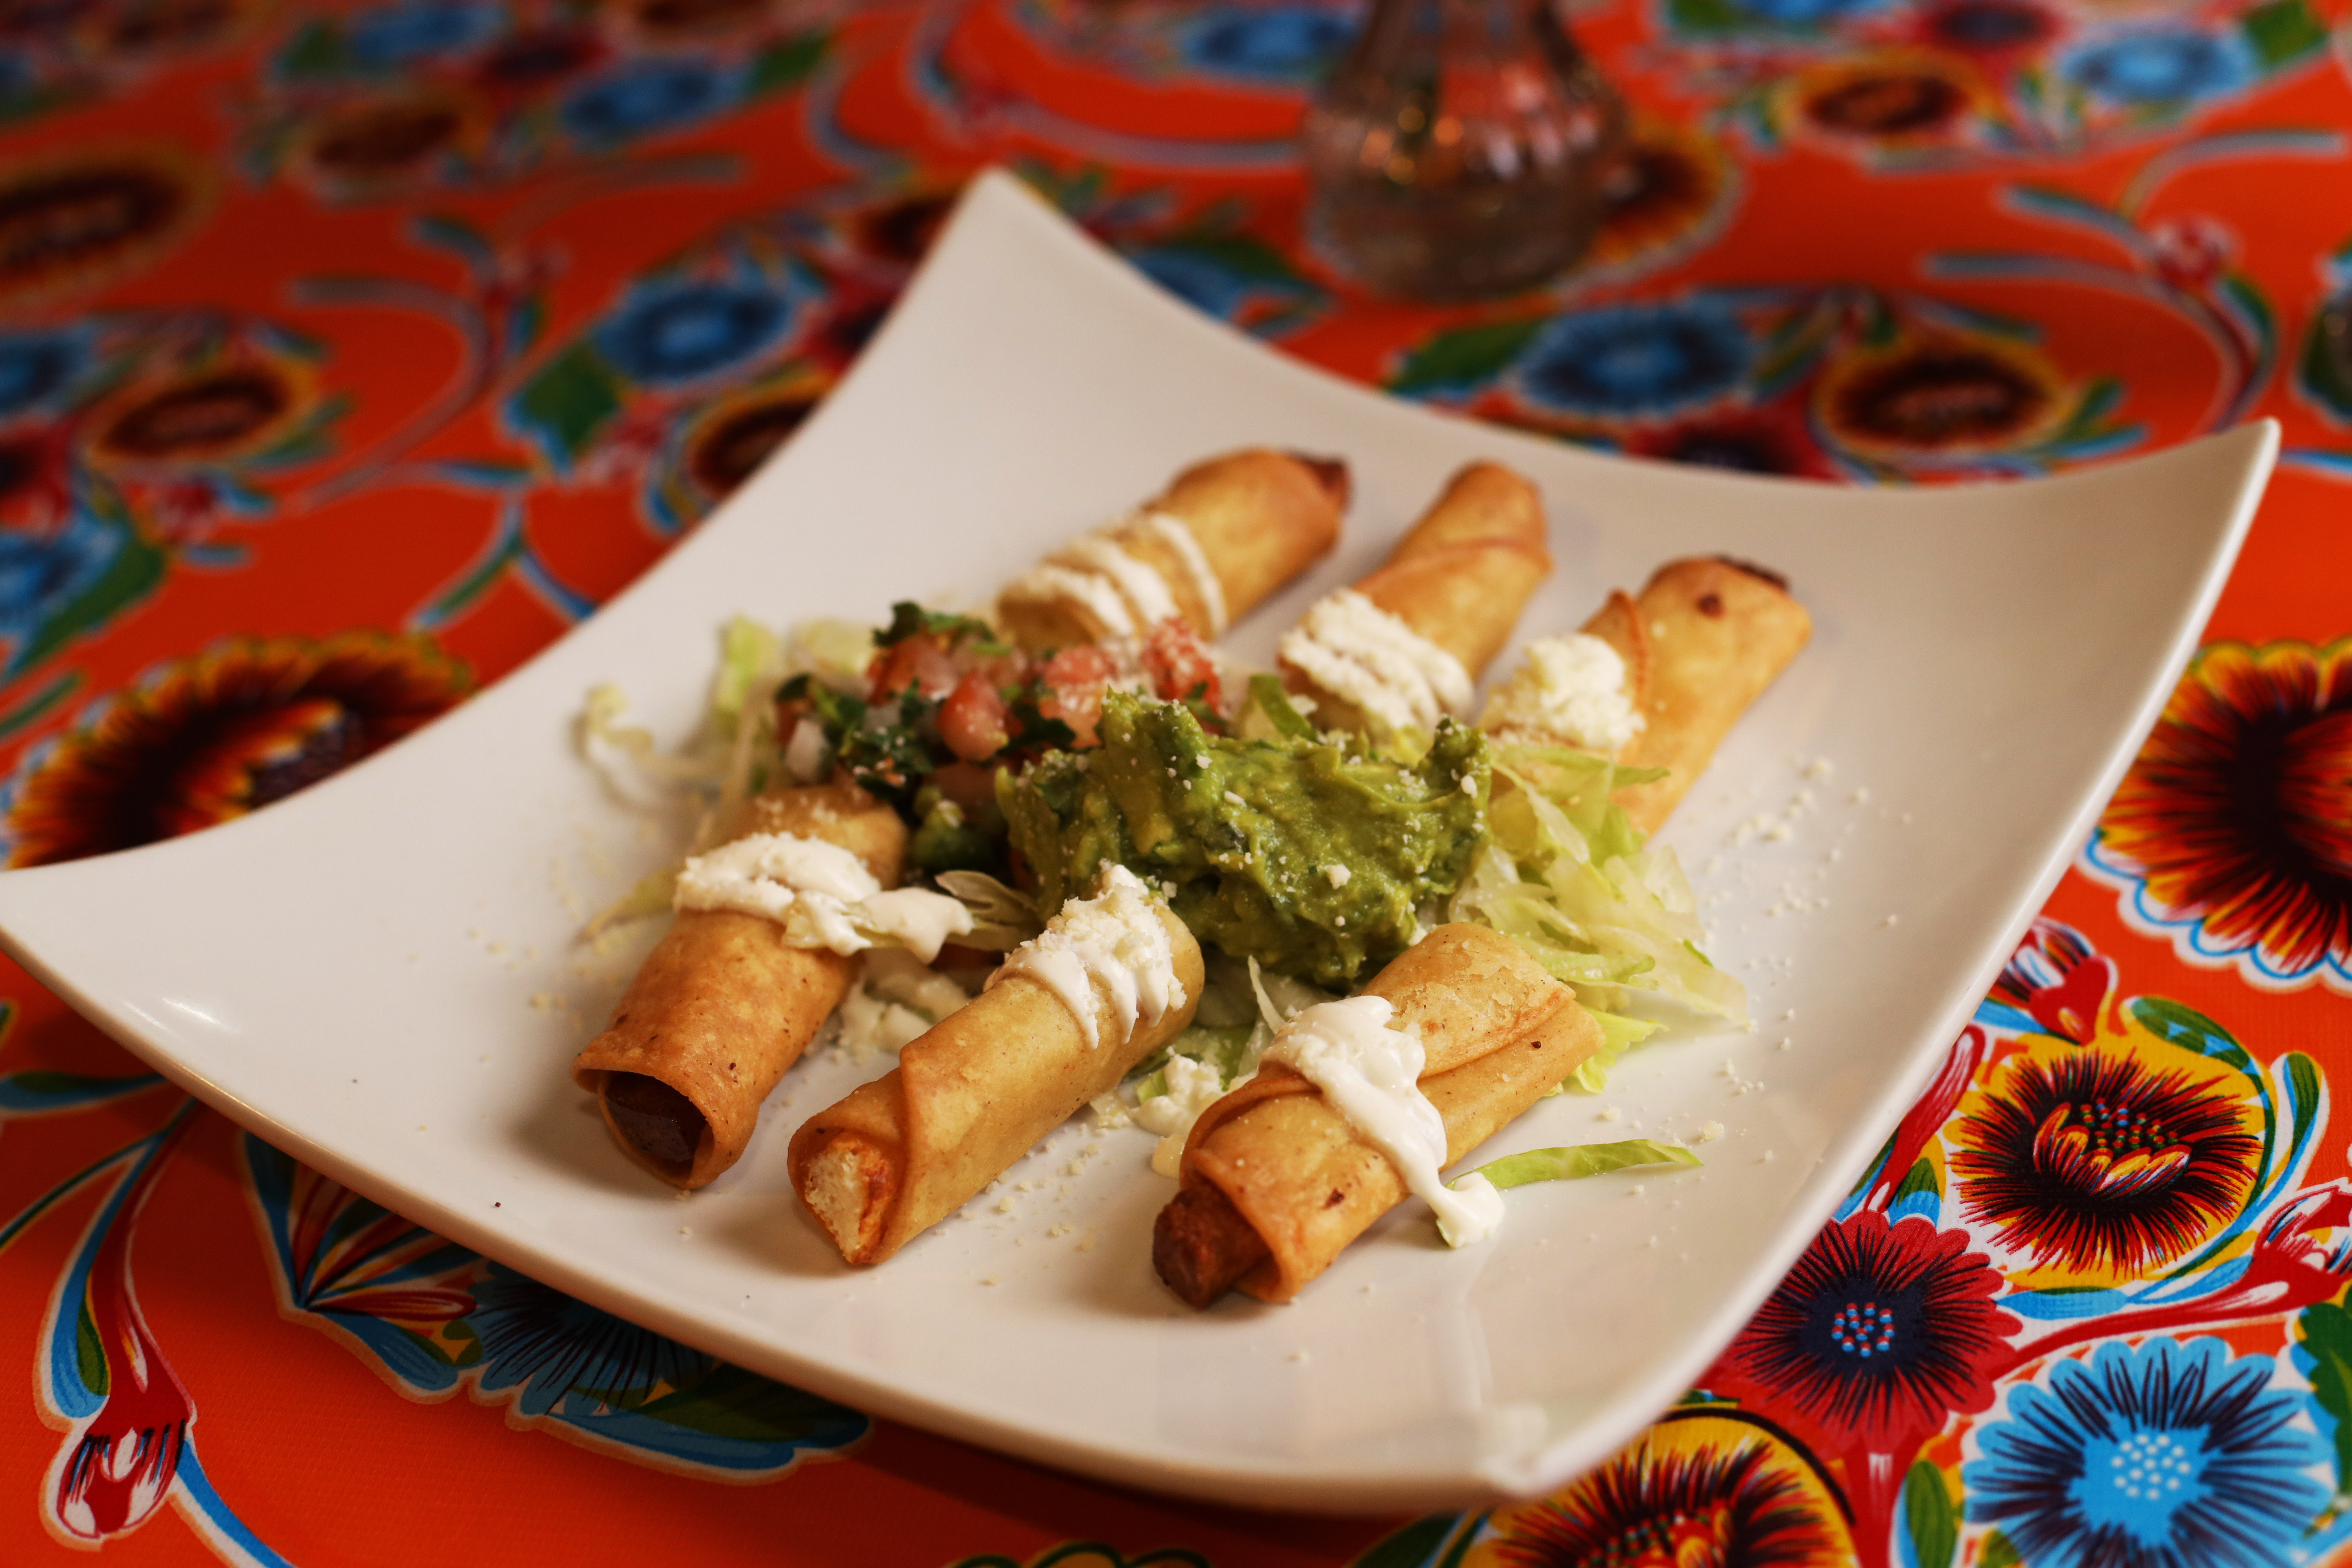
top-left (1262, 995), bottom-right (1505, 1247)
top-left (990, 864), bottom-right (1185, 1051)
top-left (1136, 510), bottom-right (1228, 635)
top-left (1012, 561), bottom-right (1139, 638)
top-left (1278, 589), bottom-right (1473, 733)
top-left (1063, 533), bottom-right (1180, 628)
top-left (673, 833), bottom-right (973, 961)
top-left (1009, 506), bottom-right (1226, 641)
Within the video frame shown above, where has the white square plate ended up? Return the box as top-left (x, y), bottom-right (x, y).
top-left (0, 171), bottom-right (2274, 1512)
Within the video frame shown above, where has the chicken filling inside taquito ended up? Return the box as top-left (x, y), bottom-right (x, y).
top-left (996, 448), bottom-right (1348, 650)
top-left (790, 864), bottom-right (1205, 1266)
top-left (573, 779), bottom-right (973, 1189)
top-left (1153, 924), bottom-right (1600, 1307)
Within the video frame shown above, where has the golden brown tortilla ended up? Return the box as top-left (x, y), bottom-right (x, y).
top-left (1155, 924), bottom-right (1599, 1306)
top-left (571, 779), bottom-right (906, 1189)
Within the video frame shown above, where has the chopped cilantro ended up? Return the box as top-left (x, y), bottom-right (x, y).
top-left (876, 601), bottom-right (1000, 651)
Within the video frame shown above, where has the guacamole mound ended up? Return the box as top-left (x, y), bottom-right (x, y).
top-left (1000, 691), bottom-right (1490, 985)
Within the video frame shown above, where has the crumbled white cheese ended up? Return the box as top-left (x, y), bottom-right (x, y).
top-left (828, 948), bottom-right (975, 1060)
top-left (1321, 863), bottom-right (1351, 889)
top-left (1479, 634), bottom-right (1645, 754)
top-left (1134, 1054), bottom-right (1238, 1178)
top-left (863, 946), bottom-right (972, 1021)
top-left (1698, 1121), bottom-right (1724, 1142)
top-left (834, 981), bottom-right (933, 1059)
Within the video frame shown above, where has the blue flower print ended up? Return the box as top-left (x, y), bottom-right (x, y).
top-left (1964, 1336), bottom-right (2328, 1568)
top-left (1132, 246), bottom-right (1247, 316)
top-left (1181, 7), bottom-right (1355, 83)
top-left (0, 332), bottom-right (83, 419)
top-left (468, 1264), bottom-right (705, 1418)
top-left (0, 516), bottom-right (120, 643)
top-left (2063, 30), bottom-right (2249, 107)
top-left (596, 276), bottom-right (794, 386)
top-left (1729, 0), bottom-right (1893, 28)
top-left (1515, 300), bottom-right (1751, 419)
top-left (1928, 0), bottom-right (2058, 51)
top-left (560, 58), bottom-right (735, 145)
top-left (345, 1), bottom-right (503, 69)
top-left (1127, 240), bottom-right (1320, 336)
top-left (233, 1139), bottom-right (865, 1479)
top-left (466, 1265), bottom-right (868, 1471)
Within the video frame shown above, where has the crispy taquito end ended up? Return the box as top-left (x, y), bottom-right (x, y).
top-left (1153, 924), bottom-right (1599, 1307)
top-left (790, 904), bottom-right (1205, 1266)
top-left (572, 780), bottom-right (906, 1190)
top-left (997, 448), bottom-right (1347, 650)
top-left (1586, 556), bottom-right (1811, 834)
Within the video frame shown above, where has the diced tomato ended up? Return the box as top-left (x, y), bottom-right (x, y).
top-left (867, 632), bottom-right (963, 701)
top-left (1038, 644), bottom-right (1117, 747)
top-left (938, 672), bottom-right (1011, 762)
top-left (870, 626), bottom-right (1030, 706)
top-left (1142, 616), bottom-right (1222, 715)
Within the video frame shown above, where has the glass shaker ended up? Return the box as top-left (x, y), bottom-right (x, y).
top-left (1304, 0), bottom-right (1626, 301)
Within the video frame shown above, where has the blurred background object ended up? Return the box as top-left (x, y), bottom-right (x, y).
top-left (1304, 0), bottom-right (1626, 300)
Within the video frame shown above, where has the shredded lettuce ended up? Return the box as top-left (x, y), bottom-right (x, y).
top-left (784, 618), bottom-right (878, 689)
top-left (1133, 1023), bottom-right (1258, 1104)
top-left (1448, 746), bottom-right (1749, 1032)
top-left (934, 869), bottom-right (1041, 951)
top-left (1552, 1010), bottom-right (1665, 1095)
top-left (580, 614), bottom-right (872, 842)
top-left (586, 867), bottom-right (679, 940)
top-left (579, 684), bottom-right (728, 801)
top-left (575, 614), bottom-right (902, 933)
top-left (1239, 674), bottom-right (1316, 741)
top-left (1457, 1138), bottom-right (1700, 1190)
top-left (710, 618), bottom-right (784, 742)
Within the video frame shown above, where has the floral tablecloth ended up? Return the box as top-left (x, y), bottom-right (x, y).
top-left (4, 1), bottom-right (2350, 1563)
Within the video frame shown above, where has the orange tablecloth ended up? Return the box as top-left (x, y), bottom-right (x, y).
top-left (5, 2), bottom-right (2352, 1563)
